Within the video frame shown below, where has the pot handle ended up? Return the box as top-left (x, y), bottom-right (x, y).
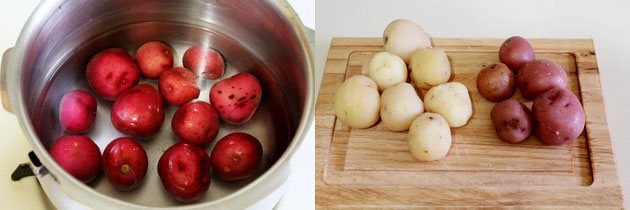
top-left (11, 151), bottom-right (41, 181)
top-left (12, 151), bottom-right (89, 209)
top-left (1, 47), bottom-right (14, 113)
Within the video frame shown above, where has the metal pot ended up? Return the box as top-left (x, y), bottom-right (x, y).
top-left (1, 0), bottom-right (313, 209)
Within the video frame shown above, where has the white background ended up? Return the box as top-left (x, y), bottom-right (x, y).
top-left (0, 0), bottom-right (315, 209)
top-left (316, 0), bottom-right (630, 208)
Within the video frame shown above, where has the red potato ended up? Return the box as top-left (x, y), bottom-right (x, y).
top-left (86, 48), bottom-right (140, 100)
top-left (532, 88), bottom-right (585, 145)
top-left (102, 137), bottom-right (148, 190)
top-left (476, 63), bottom-right (516, 102)
top-left (209, 73), bottom-right (262, 124)
top-left (183, 45), bottom-right (225, 80)
top-left (172, 101), bottom-right (220, 147)
top-left (50, 135), bottom-right (101, 183)
top-left (59, 90), bottom-right (97, 134)
top-left (490, 99), bottom-right (533, 143)
top-left (135, 41), bottom-right (174, 79)
top-left (158, 67), bottom-right (200, 106)
top-left (158, 143), bottom-right (211, 202)
top-left (517, 59), bottom-right (568, 100)
top-left (210, 132), bottom-right (263, 180)
top-left (499, 36), bottom-right (535, 72)
top-left (111, 84), bottom-right (165, 139)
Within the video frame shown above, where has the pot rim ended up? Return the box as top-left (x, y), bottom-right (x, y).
top-left (6, 0), bottom-right (314, 208)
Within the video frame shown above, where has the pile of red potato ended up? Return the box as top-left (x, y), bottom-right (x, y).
top-left (50, 41), bottom-right (264, 202)
top-left (481, 36), bottom-right (585, 145)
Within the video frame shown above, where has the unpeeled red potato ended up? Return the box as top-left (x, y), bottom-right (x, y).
top-left (135, 41), bottom-right (174, 79)
top-left (490, 99), bottom-right (533, 143)
top-left (499, 36), bottom-right (535, 72)
top-left (368, 52), bottom-right (407, 91)
top-left (476, 63), bottom-right (516, 102)
top-left (383, 19), bottom-right (431, 63)
top-left (50, 135), bottom-right (101, 183)
top-left (517, 59), bottom-right (567, 100)
top-left (334, 75), bottom-right (380, 128)
top-left (408, 112), bottom-right (452, 161)
top-left (86, 48), bottom-right (140, 100)
top-left (532, 88), bottom-right (585, 145)
top-left (424, 82), bottom-right (472, 127)
top-left (59, 90), bottom-right (97, 134)
top-left (380, 83), bottom-right (423, 131)
top-left (410, 48), bottom-right (451, 89)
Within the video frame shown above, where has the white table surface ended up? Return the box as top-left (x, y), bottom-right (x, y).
top-left (0, 0), bottom-right (315, 209)
top-left (315, 0), bottom-right (630, 208)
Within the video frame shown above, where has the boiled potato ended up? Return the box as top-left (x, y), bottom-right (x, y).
top-left (368, 52), bottom-right (407, 91)
top-left (410, 48), bottom-right (451, 89)
top-left (476, 63), bottom-right (516, 102)
top-left (532, 88), bottom-right (585, 145)
top-left (517, 59), bottom-right (567, 100)
top-left (380, 83), bottom-right (424, 131)
top-left (424, 82), bottom-right (472, 127)
top-left (408, 112), bottom-right (452, 161)
top-left (499, 36), bottom-right (535, 71)
top-left (490, 99), bottom-right (533, 143)
top-left (383, 19), bottom-right (431, 63)
top-left (334, 75), bottom-right (380, 128)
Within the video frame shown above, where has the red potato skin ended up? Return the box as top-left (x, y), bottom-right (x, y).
top-left (532, 88), bottom-right (585, 145)
top-left (499, 36), bottom-right (535, 72)
top-left (135, 41), bottom-right (174, 79)
top-left (86, 48), bottom-right (140, 100)
top-left (59, 90), bottom-right (97, 134)
top-left (476, 63), bottom-right (516, 102)
top-left (183, 45), bottom-right (225, 80)
top-left (158, 143), bottom-right (211, 203)
top-left (102, 137), bottom-right (148, 190)
top-left (517, 59), bottom-right (568, 100)
top-left (158, 67), bottom-right (200, 106)
top-left (490, 99), bottom-right (533, 143)
top-left (210, 132), bottom-right (263, 180)
top-left (209, 73), bottom-right (262, 124)
top-left (111, 84), bottom-right (165, 139)
top-left (50, 135), bottom-right (101, 183)
top-left (172, 101), bottom-right (220, 147)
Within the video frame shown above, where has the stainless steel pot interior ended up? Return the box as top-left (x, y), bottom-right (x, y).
top-left (7, 0), bottom-right (312, 208)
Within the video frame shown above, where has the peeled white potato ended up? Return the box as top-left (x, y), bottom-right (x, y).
top-left (380, 83), bottom-right (424, 131)
top-left (424, 82), bottom-right (472, 128)
top-left (410, 48), bottom-right (451, 89)
top-left (408, 112), bottom-right (452, 161)
top-left (335, 75), bottom-right (380, 128)
top-left (368, 52), bottom-right (407, 91)
top-left (383, 19), bottom-right (431, 63)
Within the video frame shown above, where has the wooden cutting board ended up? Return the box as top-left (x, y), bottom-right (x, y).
top-left (315, 38), bottom-right (623, 208)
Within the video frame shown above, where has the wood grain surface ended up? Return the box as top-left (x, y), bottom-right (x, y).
top-left (315, 38), bottom-right (623, 208)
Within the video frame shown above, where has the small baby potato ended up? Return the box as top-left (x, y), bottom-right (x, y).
top-left (383, 19), bottom-right (432, 63)
top-left (334, 75), bottom-right (380, 128)
top-left (476, 63), bottom-right (516, 102)
top-left (380, 83), bottom-right (424, 131)
top-left (135, 41), bottom-right (174, 79)
top-left (499, 36), bottom-right (535, 72)
top-left (517, 59), bottom-right (568, 100)
top-left (408, 112), bottom-right (452, 161)
top-left (368, 51), bottom-right (407, 91)
top-left (424, 82), bottom-right (472, 127)
top-left (50, 135), bottom-right (101, 183)
top-left (59, 90), bottom-right (97, 134)
top-left (86, 48), bottom-right (140, 100)
top-left (532, 88), bottom-right (585, 145)
top-left (490, 99), bottom-right (533, 143)
top-left (410, 48), bottom-right (451, 89)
